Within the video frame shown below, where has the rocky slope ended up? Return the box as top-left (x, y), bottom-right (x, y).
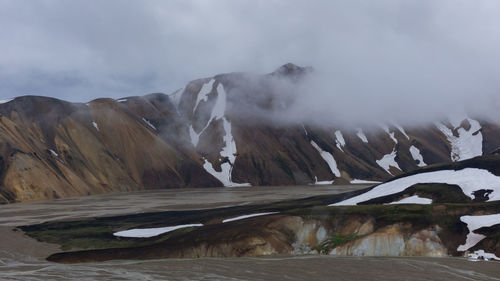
top-left (1, 63), bottom-right (499, 202)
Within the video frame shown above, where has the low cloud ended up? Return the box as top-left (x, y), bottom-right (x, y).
top-left (0, 0), bottom-right (499, 124)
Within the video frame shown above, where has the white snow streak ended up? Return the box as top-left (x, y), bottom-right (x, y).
top-left (199, 83), bottom-right (250, 187)
top-left (435, 118), bottom-right (483, 161)
top-left (113, 224), bottom-right (203, 238)
top-left (223, 212), bottom-right (279, 223)
top-left (193, 79), bottom-right (215, 113)
top-left (330, 168), bottom-right (500, 206)
top-left (49, 149), bottom-right (58, 157)
top-left (394, 124), bottom-right (410, 140)
top-left (350, 179), bottom-right (382, 184)
top-left (142, 118), bottom-right (156, 130)
top-left (356, 128), bottom-right (368, 143)
top-left (458, 214), bottom-right (500, 252)
top-left (334, 130), bottom-right (345, 151)
top-left (92, 121), bottom-right (99, 131)
top-left (380, 125), bottom-right (397, 144)
top-left (311, 141), bottom-right (341, 177)
top-left (116, 99), bottom-right (127, 103)
top-left (376, 150), bottom-right (401, 175)
top-left (388, 195), bottom-right (432, 205)
top-left (189, 126), bottom-right (200, 147)
top-left (409, 145), bottom-right (426, 167)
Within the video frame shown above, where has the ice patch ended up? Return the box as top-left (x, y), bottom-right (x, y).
top-left (331, 168), bottom-right (500, 206)
top-left (223, 212), bottom-right (279, 223)
top-left (376, 150), bottom-right (401, 175)
top-left (335, 130), bottom-right (345, 151)
top-left (409, 145), bottom-right (426, 167)
top-left (356, 128), bottom-right (368, 143)
top-left (311, 141), bottom-right (340, 177)
top-left (435, 118), bottom-right (483, 161)
top-left (193, 79), bottom-right (215, 113)
top-left (457, 214), bottom-right (500, 252)
top-left (142, 118), bottom-right (156, 130)
top-left (113, 224), bottom-right (203, 238)
top-left (92, 121), bottom-right (99, 131)
top-left (388, 195), bottom-right (432, 205)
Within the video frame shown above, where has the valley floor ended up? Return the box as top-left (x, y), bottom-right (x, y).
top-left (1, 185), bottom-right (499, 280)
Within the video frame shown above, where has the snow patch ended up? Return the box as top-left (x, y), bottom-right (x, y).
top-left (331, 168), bottom-right (500, 206)
top-left (116, 99), bottom-right (127, 103)
top-left (435, 118), bottom-right (482, 161)
top-left (394, 124), bottom-right (410, 140)
top-left (376, 150), bottom-right (401, 175)
top-left (0, 98), bottom-right (13, 104)
top-left (49, 149), bottom-right (58, 157)
top-left (334, 130), bottom-right (345, 151)
top-left (142, 118), bottom-right (156, 130)
top-left (409, 145), bottom-right (426, 167)
top-left (92, 121), bottom-right (99, 131)
top-left (388, 195), bottom-right (432, 205)
top-left (223, 212), bottom-right (279, 223)
top-left (310, 176), bottom-right (334, 185)
top-left (193, 79), bottom-right (215, 113)
top-left (350, 179), bottom-right (382, 184)
top-left (380, 125), bottom-right (397, 144)
top-left (311, 141), bottom-right (340, 177)
top-left (189, 125), bottom-right (200, 147)
top-left (113, 224), bottom-right (203, 238)
top-left (356, 128), bottom-right (368, 143)
top-left (468, 250), bottom-right (500, 261)
top-left (457, 214), bottom-right (500, 252)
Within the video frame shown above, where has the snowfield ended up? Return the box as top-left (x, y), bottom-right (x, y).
top-left (92, 121), bottom-right (99, 131)
top-left (457, 214), bottom-right (500, 252)
top-left (330, 168), bottom-right (500, 206)
top-left (113, 224), bottom-right (203, 238)
top-left (388, 195), bottom-right (432, 205)
top-left (435, 118), bottom-right (483, 162)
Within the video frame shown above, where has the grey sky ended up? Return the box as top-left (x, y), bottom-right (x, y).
top-left (0, 0), bottom-right (499, 123)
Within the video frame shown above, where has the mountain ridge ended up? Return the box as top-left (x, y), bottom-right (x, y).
top-left (0, 64), bottom-right (499, 203)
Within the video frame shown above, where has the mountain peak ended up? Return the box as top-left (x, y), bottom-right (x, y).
top-left (271, 63), bottom-right (313, 77)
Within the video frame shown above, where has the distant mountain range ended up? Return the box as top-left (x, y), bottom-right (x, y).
top-left (1, 63), bottom-right (499, 203)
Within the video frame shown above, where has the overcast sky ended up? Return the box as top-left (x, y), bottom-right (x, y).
top-left (1, 0), bottom-right (499, 122)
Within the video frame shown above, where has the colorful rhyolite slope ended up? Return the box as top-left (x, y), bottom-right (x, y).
top-left (1, 63), bottom-right (500, 203)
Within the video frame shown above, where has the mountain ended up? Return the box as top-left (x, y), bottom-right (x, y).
top-left (1, 63), bottom-right (499, 203)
